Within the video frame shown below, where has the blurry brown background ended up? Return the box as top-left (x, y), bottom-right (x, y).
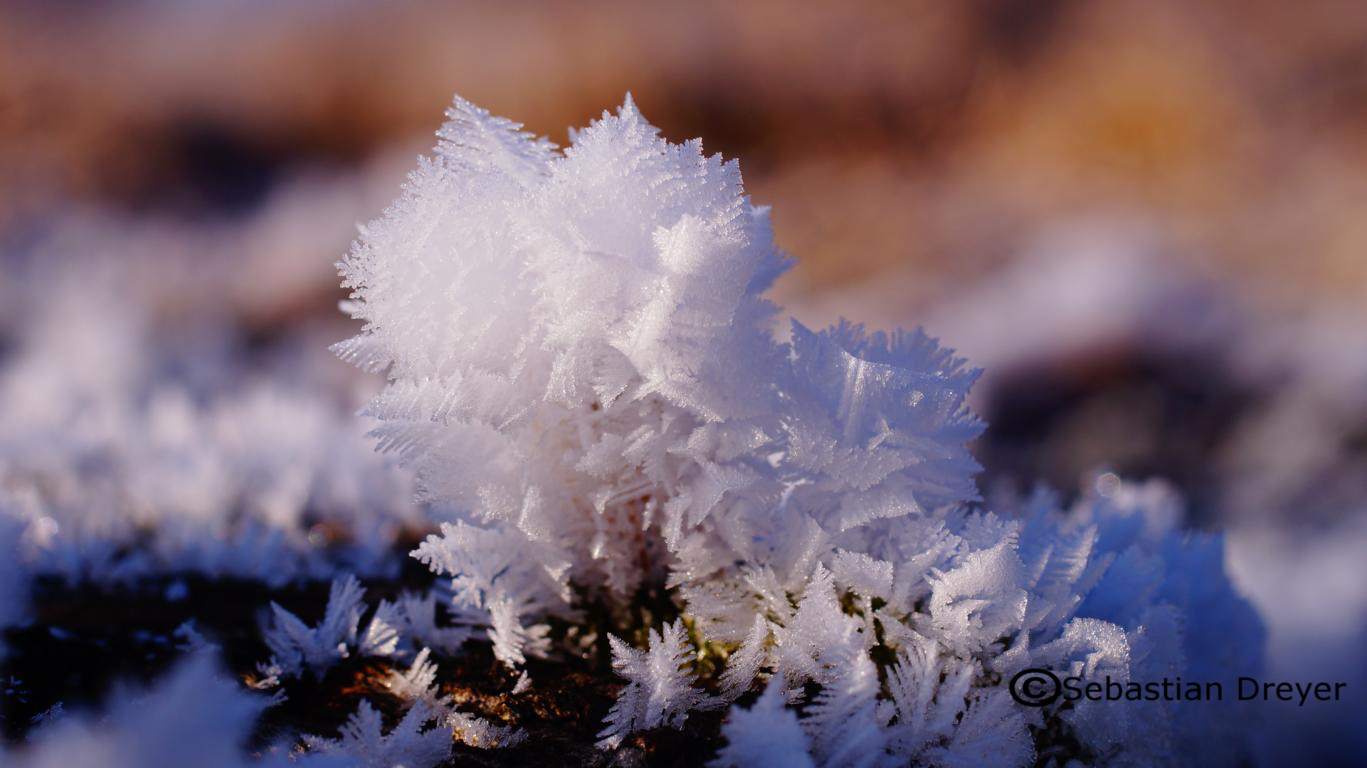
top-left (5, 0), bottom-right (1366, 317)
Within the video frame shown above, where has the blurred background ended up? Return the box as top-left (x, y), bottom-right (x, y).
top-left (2, 0), bottom-right (1365, 759)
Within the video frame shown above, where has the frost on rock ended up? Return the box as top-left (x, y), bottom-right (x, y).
top-left (339, 94), bottom-right (1265, 765)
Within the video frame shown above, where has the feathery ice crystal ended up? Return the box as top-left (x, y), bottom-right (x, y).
top-left (338, 95), bottom-right (1262, 766)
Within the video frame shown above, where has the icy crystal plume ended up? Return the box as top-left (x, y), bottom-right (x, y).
top-left (339, 95), bottom-right (1263, 765)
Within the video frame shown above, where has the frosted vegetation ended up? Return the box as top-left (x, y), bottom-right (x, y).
top-left (0, 95), bottom-right (1264, 767)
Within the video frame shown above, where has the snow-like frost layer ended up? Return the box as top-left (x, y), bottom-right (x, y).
top-left (0, 269), bottom-right (424, 585)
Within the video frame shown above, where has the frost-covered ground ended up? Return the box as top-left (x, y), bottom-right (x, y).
top-left (3, 3), bottom-right (1366, 764)
top-left (0, 92), bottom-right (1362, 766)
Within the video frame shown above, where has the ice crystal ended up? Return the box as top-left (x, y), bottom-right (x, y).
top-left (339, 94), bottom-right (1264, 765)
top-left (447, 710), bottom-right (528, 750)
top-left (263, 575), bottom-right (398, 677)
top-left (382, 647), bottom-right (443, 706)
top-left (711, 678), bottom-right (814, 768)
top-left (597, 619), bottom-right (716, 749)
top-left (302, 699), bottom-right (451, 768)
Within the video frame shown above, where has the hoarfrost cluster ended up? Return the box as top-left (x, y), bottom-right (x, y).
top-left (0, 93), bottom-right (1269, 767)
top-left (333, 95), bottom-right (1264, 766)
